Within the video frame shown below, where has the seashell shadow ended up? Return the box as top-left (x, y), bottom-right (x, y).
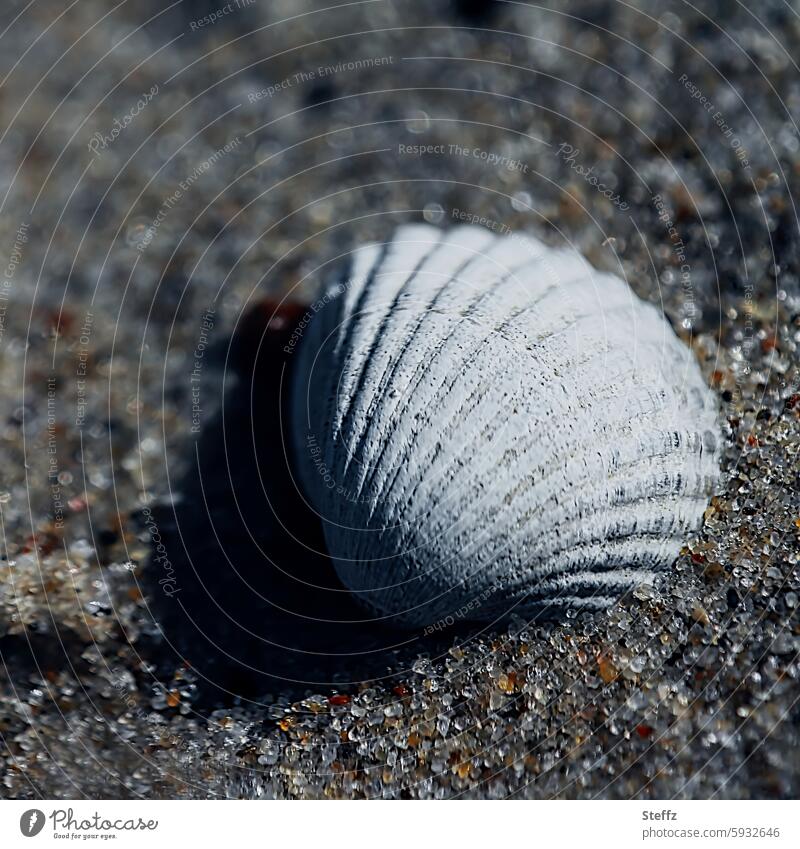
top-left (139, 299), bottom-right (498, 705)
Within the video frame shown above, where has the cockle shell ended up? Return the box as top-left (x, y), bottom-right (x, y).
top-left (290, 224), bottom-right (720, 628)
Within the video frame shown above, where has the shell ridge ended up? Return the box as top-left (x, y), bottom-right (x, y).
top-left (327, 238), bottom-right (393, 447)
top-left (476, 400), bottom-right (714, 524)
top-left (335, 523), bottom-right (683, 626)
top-left (354, 242), bottom-right (548, 511)
top-left (396, 452), bottom-right (710, 593)
top-left (505, 496), bottom-right (711, 579)
top-left (371, 351), bottom-right (641, 546)
top-left (291, 261), bottom-right (355, 500)
top-left (370, 410), bottom-right (716, 602)
top-left (335, 228), bottom-right (450, 484)
top-left (338, 236), bottom-right (499, 492)
top-left (339, 226), bottom-right (509, 491)
top-left (513, 564), bottom-right (671, 597)
top-left (382, 342), bottom-right (714, 548)
top-left (357, 255), bottom-right (595, 513)
top-left (333, 242), bottom-right (388, 357)
top-left (334, 246), bottom-right (382, 343)
top-left (378, 315), bottom-right (687, 526)
top-left (484, 433), bottom-right (713, 542)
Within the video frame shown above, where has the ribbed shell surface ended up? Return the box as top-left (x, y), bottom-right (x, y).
top-left (291, 225), bottom-right (720, 628)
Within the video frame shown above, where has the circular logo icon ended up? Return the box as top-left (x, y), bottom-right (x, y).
top-left (20, 810), bottom-right (45, 837)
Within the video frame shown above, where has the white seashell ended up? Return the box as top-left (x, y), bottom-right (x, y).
top-left (290, 224), bottom-right (720, 628)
